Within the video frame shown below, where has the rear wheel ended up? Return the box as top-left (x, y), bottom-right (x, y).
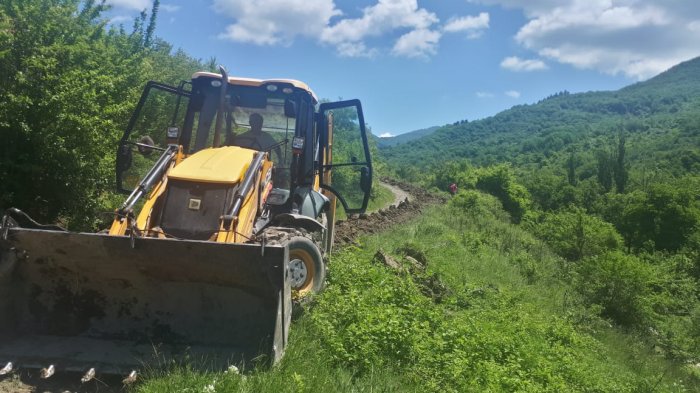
top-left (287, 237), bottom-right (325, 295)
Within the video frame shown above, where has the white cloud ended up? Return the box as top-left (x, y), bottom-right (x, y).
top-left (321, 0), bottom-right (440, 58)
top-left (469, 0), bottom-right (562, 16)
top-left (108, 15), bottom-right (132, 25)
top-left (213, 0), bottom-right (443, 58)
top-left (688, 20), bottom-right (700, 32)
top-left (108, 0), bottom-right (150, 10)
top-left (472, 0), bottom-right (700, 80)
top-left (213, 0), bottom-right (340, 46)
top-left (391, 29), bottom-right (441, 58)
top-left (379, 132), bottom-right (394, 138)
top-left (500, 56), bottom-right (548, 71)
top-left (212, 0), bottom-right (491, 59)
top-left (505, 90), bottom-right (521, 98)
top-left (476, 91), bottom-right (494, 98)
top-left (160, 3), bottom-right (181, 12)
top-left (443, 12), bottom-right (489, 39)
top-left (336, 42), bottom-right (378, 58)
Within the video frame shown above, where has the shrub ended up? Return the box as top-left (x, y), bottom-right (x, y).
top-left (432, 159), bottom-right (477, 192)
top-left (449, 190), bottom-right (507, 222)
top-left (576, 251), bottom-right (653, 327)
top-left (474, 164), bottom-right (532, 223)
top-left (530, 207), bottom-right (623, 261)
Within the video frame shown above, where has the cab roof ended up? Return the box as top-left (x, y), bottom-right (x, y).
top-left (192, 71), bottom-right (318, 104)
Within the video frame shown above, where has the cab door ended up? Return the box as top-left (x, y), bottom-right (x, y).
top-left (318, 99), bottom-right (372, 214)
top-left (116, 81), bottom-right (190, 194)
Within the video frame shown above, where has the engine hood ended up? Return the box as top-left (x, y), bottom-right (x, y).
top-left (168, 146), bottom-right (255, 184)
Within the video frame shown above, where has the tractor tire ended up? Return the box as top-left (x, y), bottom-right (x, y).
top-left (287, 236), bottom-right (325, 295)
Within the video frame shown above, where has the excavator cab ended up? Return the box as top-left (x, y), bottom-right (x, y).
top-left (0, 70), bottom-right (372, 379)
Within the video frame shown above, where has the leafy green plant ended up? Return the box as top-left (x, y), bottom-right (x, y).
top-left (0, 0), bottom-right (203, 229)
top-left (576, 251), bottom-right (653, 327)
top-left (474, 164), bottom-right (532, 223)
top-left (530, 207), bottom-right (623, 261)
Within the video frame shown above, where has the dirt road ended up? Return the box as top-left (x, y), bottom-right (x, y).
top-left (378, 180), bottom-right (411, 207)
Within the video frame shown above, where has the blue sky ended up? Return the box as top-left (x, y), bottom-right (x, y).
top-left (107, 0), bottom-right (700, 137)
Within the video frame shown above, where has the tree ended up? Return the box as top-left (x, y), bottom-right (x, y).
top-left (604, 183), bottom-right (700, 252)
top-left (0, 0), bottom-right (201, 229)
top-left (613, 130), bottom-right (628, 193)
top-left (144, 0), bottom-right (159, 48)
top-left (531, 207), bottom-right (622, 261)
top-left (432, 159), bottom-right (476, 192)
top-left (475, 164), bottom-right (531, 223)
top-left (567, 151), bottom-right (577, 186)
top-left (596, 149), bottom-right (614, 193)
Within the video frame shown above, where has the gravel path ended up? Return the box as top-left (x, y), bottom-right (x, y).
top-left (378, 180), bottom-right (411, 207)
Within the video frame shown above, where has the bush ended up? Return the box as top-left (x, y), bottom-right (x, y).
top-left (432, 159), bottom-right (477, 192)
top-left (530, 207), bottom-right (623, 261)
top-left (474, 164), bottom-right (532, 223)
top-left (576, 251), bottom-right (653, 327)
top-left (449, 190), bottom-right (508, 222)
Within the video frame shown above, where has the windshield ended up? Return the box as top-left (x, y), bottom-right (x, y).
top-left (184, 78), bottom-right (298, 188)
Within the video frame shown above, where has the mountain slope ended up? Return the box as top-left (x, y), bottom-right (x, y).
top-left (377, 125), bottom-right (440, 147)
top-left (382, 56), bottom-right (700, 174)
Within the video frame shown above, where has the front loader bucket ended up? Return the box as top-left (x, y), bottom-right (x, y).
top-left (0, 228), bottom-right (291, 375)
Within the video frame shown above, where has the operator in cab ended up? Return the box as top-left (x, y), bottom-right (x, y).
top-left (232, 113), bottom-right (282, 161)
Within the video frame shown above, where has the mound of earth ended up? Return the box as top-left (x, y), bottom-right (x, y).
top-left (333, 179), bottom-right (445, 248)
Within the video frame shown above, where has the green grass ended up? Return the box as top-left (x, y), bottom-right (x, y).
top-left (135, 193), bottom-right (699, 392)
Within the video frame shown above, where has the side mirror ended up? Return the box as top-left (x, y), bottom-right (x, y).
top-left (360, 166), bottom-right (371, 193)
top-left (116, 144), bottom-right (133, 173)
top-left (137, 135), bottom-right (155, 156)
top-left (284, 99), bottom-right (297, 118)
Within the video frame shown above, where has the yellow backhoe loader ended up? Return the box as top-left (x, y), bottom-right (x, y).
top-left (0, 68), bottom-right (372, 380)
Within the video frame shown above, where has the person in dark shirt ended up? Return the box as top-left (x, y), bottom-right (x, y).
top-left (232, 113), bottom-right (282, 160)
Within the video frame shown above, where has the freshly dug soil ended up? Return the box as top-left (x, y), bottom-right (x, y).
top-left (333, 179), bottom-right (445, 248)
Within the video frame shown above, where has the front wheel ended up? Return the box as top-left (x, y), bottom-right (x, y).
top-left (288, 237), bottom-right (325, 295)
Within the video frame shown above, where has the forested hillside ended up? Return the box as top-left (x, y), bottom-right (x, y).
top-left (377, 125), bottom-right (440, 147)
top-left (384, 57), bottom-right (700, 173)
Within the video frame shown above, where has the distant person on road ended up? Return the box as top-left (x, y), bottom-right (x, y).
top-left (232, 113), bottom-right (282, 160)
top-left (449, 182), bottom-right (458, 196)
